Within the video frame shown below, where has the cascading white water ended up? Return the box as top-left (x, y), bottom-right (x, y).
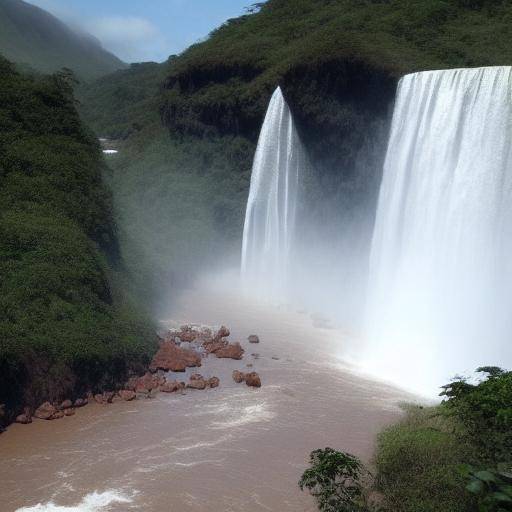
top-left (365, 66), bottom-right (512, 396)
top-left (241, 87), bottom-right (305, 301)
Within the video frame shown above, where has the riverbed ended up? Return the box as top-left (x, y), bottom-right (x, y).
top-left (0, 285), bottom-right (413, 512)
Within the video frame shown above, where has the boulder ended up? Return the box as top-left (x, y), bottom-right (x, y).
top-left (64, 408), bottom-right (75, 417)
top-left (94, 394), bottom-right (106, 404)
top-left (187, 380), bottom-right (207, 390)
top-left (104, 391), bottom-right (116, 404)
top-left (248, 335), bottom-right (260, 344)
top-left (214, 325), bottom-right (230, 340)
top-left (16, 408), bottom-right (32, 424)
top-left (232, 370), bottom-right (246, 384)
top-left (245, 372), bottom-right (262, 388)
top-left (160, 381), bottom-right (185, 393)
top-left (135, 373), bottom-right (161, 394)
top-left (149, 341), bottom-right (201, 372)
top-left (34, 402), bottom-right (57, 420)
top-left (208, 377), bottom-right (220, 388)
top-left (215, 342), bottom-right (244, 360)
top-left (59, 399), bottom-right (73, 410)
top-left (118, 390), bottom-right (136, 401)
top-left (202, 338), bottom-right (228, 354)
top-left (178, 328), bottom-right (197, 343)
top-left (52, 410), bottom-right (65, 420)
top-left (74, 398), bottom-right (88, 408)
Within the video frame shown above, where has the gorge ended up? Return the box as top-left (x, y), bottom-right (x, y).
top-left (1, 1), bottom-right (512, 511)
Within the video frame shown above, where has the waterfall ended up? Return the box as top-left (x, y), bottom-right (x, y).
top-left (365, 66), bottom-right (512, 396)
top-left (241, 87), bottom-right (305, 301)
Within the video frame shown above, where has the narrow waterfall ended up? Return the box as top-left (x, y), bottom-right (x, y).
top-left (241, 87), bottom-right (305, 301)
top-left (365, 66), bottom-right (512, 396)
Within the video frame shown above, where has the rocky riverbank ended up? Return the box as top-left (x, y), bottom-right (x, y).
top-left (2, 324), bottom-right (262, 429)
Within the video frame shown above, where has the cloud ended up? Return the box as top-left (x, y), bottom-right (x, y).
top-left (84, 16), bottom-right (169, 62)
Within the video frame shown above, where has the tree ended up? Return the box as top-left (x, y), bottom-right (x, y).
top-left (299, 448), bottom-right (368, 512)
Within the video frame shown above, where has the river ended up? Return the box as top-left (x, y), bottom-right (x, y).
top-left (0, 285), bottom-right (412, 511)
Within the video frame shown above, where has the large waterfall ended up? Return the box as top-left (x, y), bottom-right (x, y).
top-left (365, 66), bottom-right (512, 396)
top-left (241, 87), bottom-right (305, 301)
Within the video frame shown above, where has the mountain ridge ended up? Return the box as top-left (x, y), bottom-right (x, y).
top-left (0, 0), bottom-right (127, 80)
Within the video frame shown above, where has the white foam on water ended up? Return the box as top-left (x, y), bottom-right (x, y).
top-left (212, 402), bottom-right (275, 429)
top-left (15, 490), bottom-right (133, 512)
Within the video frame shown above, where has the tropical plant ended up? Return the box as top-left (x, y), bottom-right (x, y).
top-left (299, 448), bottom-right (369, 512)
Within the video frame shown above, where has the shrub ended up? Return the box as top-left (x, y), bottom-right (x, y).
top-left (299, 448), bottom-right (369, 512)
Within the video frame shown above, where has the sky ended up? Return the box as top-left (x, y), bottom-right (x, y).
top-left (26, 0), bottom-right (253, 63)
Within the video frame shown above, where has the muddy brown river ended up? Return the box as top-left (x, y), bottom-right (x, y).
top-left (0, 286), bottom-right (413, 511)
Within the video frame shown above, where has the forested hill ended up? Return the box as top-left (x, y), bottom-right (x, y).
top-left (163, 0), bottom-right (512, 171)
top-left (0, 56), bottom-right (155, 426)
top-left (0, 0), bottom-right (126, 80)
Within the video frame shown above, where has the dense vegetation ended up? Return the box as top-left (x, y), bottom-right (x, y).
top-left (0, 0), bottom-right (125, 80)
top-left (0, 56), bottom-right (156, 426)
top-left (301, 368), bottom-right (512, 512)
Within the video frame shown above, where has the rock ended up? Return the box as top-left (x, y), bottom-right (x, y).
top-left (106, 391), bottom-right (116, 403)
top-left (64, 408), bottom-right (75, 417)
top-left (187, 374), bottom-right (207, 390)
top-left (34, 402), bottom-right (57, 420)
top-left (149, 341), bottom-right (202, 372)
top-left (16, 408), bottom-right (32, 424)
top-left (135, 373), bottom-right (161, 394)
top-left (214, 325), bottom-right (230, 340)
top-left (251, 353), bottom-right (260, 359)
top-left (248, 335), bottom-right (260, 344)
top-left (187, 380), bottom-right (207, 390)
top-left (245, 372), bottom-right (262, 388)
top-left (178, 329), bottom-right (197, 343)
top-left (119, 390), bottom-right (136, 401)
top-left (202, 338), bottom-right (228, 354)
top-left (160, 381), bottom-right (185, 393)
top-left (60, 399), bottom-right (73, 410)
top-left (208, 377), bottom-right (220, 388)
top-left (52, 410), bottom-right (65, 420)
top-left (74, 398), bottom-right (88, 408)
top-left (246, 364), bottom-right (253, 368)
top-left (215, 342), bottom-right (244, 360)
top-left (232, 370), bottom-right (246, 384)
top-left (94, 394), bottom-right (106, 404)
top-left (272, 356), bottom-right (280, 360)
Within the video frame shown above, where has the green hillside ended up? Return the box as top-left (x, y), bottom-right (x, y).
top-left (0, 56), bottom-right (156, 426)
top-left (0, 0), bottom-right (126, 80)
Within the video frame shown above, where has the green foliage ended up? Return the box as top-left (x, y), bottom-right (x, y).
top-left (441, 368), bottom-right (512, 463)
top-left (462, 467), bottom-right (512, 512)
top-left (0, 56), bottom-right (155, 419)
top-left (0, 0), bottom-right (125, 80)
top-left (299, 448), bottom-right (368, 512)
top-left (77, 62), bottom-right (170, 139)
